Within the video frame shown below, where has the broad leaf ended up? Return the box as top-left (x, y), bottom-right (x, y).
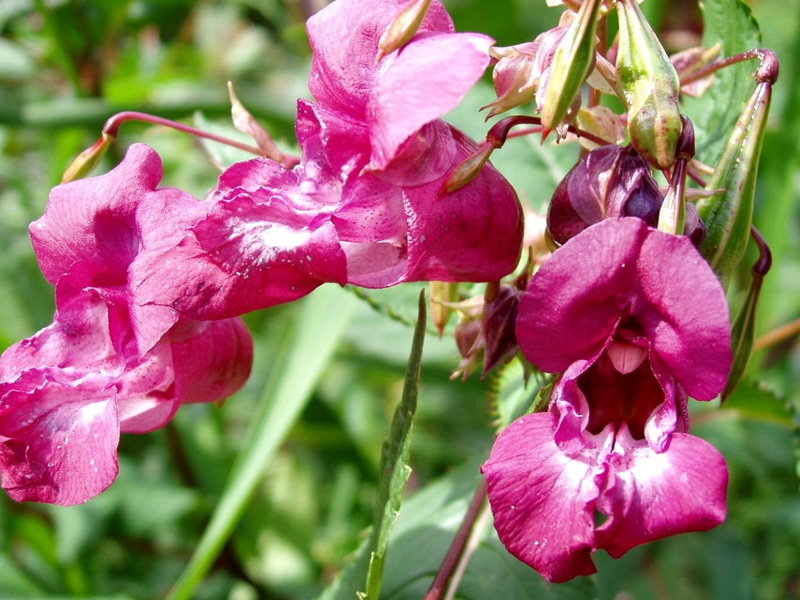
top-left (684, 0), bottom-right (762, 165)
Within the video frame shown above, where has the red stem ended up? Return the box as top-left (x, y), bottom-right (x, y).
top-left (488, 115), bottom-right (612, 149)
top-left (681, 48), bottom-right (779, 88)
top-left (102, 111), bottom-right (266, 157)
top-left (423, 478), bottom-right (488, 600)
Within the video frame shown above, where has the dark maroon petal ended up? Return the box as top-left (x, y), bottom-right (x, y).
top-left (482, 413), bottom-right (601, 583)
top-left (596, 430), bottom-right (728, 557)
top-left (517, 218), bottom-right (647, 373)
top-left (634, 228), bottom-right (732, 399)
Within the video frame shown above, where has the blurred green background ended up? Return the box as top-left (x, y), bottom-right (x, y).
top-left (1, 0), bottom-right (799, 598)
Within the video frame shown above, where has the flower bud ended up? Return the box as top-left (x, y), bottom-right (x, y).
top-left (439, 140), bottom-right (496, 194)
top-left (484, 44), bottom-right (539, 119)
top-left (539, 0), bottom-right (602, 134)
top-left (697, 79), bottom-right (772, 286)
top-left (430, 281), bottom-right (459, 336)
top-left (376, 0), bottom-right (432, 62)
top-left (615, 0), bottom-right (682, 170)
top-left (722, 228), bottom-right (771, 401)
top-left (483, 27), bottom-right (568, 119)
top-left (482, 285), bottom-right (522, 376)
top-left (452, 316), bottom-right (484, 381)
top-left (61, 133), bottom-right (114, 183)
top-left (657, 115), bottom-right (694, 235)
top-left (547, 144), bottom-right (663, 245)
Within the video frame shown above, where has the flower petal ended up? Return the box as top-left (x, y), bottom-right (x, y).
top-left (307, 0), bottom-right (454, 118)
top-left (368, 31), bottom-right (493, 169)
top-left (517, 216), bottom-right (732, 398)
top-left (517, 217), bottom-right (647, 372)
top-left (635, 227), bottom-right (732, 399)
top-left (30, 143), bottom-right (162, 286)
top-left (401, 127), bottom-right (523, 283)
top-left (133, 177), bottom-right (348, 320)
top-left (0, 372), bottom-right (120, 506)
top-left (172, 317), bottom-right (254, 406)
top-left (482, 413), bottom-right (602, 583)
top-left (596, 430), bottom-right (728, 558)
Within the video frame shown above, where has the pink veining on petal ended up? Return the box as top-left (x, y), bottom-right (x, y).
top-left (0, 372), bottom-right (120, 506)
top-left (307, 0), bottom-right (454, 118)
top-left (482, 413), bottom-right (602, 583)
top-left (367, 31), bottom-right (493, 169)
top-left (596, 430), bottom-right (728, 557)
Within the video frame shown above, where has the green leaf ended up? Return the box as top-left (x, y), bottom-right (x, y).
top-left (684, 0), bottom-right (762, 165)
top-left (360, 291), bottom-right (427, 600)
top-left (165, 285), bottom-right (358, 600)
top-left (721, 378), bottom-right (795, 428)
top-left (0, 553), bottom-right (46, 596)
top-left (488, 359), bottom-right (547, 430)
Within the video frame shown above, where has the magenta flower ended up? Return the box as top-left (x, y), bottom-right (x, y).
top-left (0, 144), bottom-right (253, 505)
top-left (140, 0), bottom-right (523, 320)
top-left (482, 217), bottom-right (732, 582)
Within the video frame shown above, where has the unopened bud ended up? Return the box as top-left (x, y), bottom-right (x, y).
top-left (547, 144), bottom-right (663, 245)
top-left (439, 140), bottom-right (496, 194)
top-left (698, 79), bottom-right (773, 286)
top-left (539, 0), bottom-right (602, 134)
top-left (616, 0), bottom-right (682, 170)
top-left (452, 317), bottom-right (484, 381)
top-left (61, 133), bottom-right (114, 183)
top-left (483, 43), bottom-right (539, 119)
top-left (482, 285), bottom-right (522, 376)
top-left (376, 0), bottom-right (432, 62)
top-left (430, 281), bottom-right (459, 336)
top-left (657, 115), bottom-right (695, 234)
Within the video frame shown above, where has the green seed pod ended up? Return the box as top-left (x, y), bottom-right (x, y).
top-left (539, 0), bottom-right (602, 134)
top-left (615, 0), bottom-right (682, 170)
top-left (697, 79), bottom-right (772, 287)
top-left (722, 228), bottom-right (771, 401)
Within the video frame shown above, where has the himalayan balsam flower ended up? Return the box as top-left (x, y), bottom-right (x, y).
top-left (137, 0), bottom-right (523, 321)
top-left (0, 145), bottom-right (253, 505)
top-left (482, 217), bottom-right (732, 582)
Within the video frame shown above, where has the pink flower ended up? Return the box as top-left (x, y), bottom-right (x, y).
top-left (0, 144), bottom-right (253, 505)
top-left (142, 0), bottom-right (523, 320)
top-left (482, 217), bottom-right (732, 582)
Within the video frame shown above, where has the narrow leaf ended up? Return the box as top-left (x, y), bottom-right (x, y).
top-left (359, 290), bottom-right (427, 600)
top-left (165, 285), bottom-right (358, 600)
